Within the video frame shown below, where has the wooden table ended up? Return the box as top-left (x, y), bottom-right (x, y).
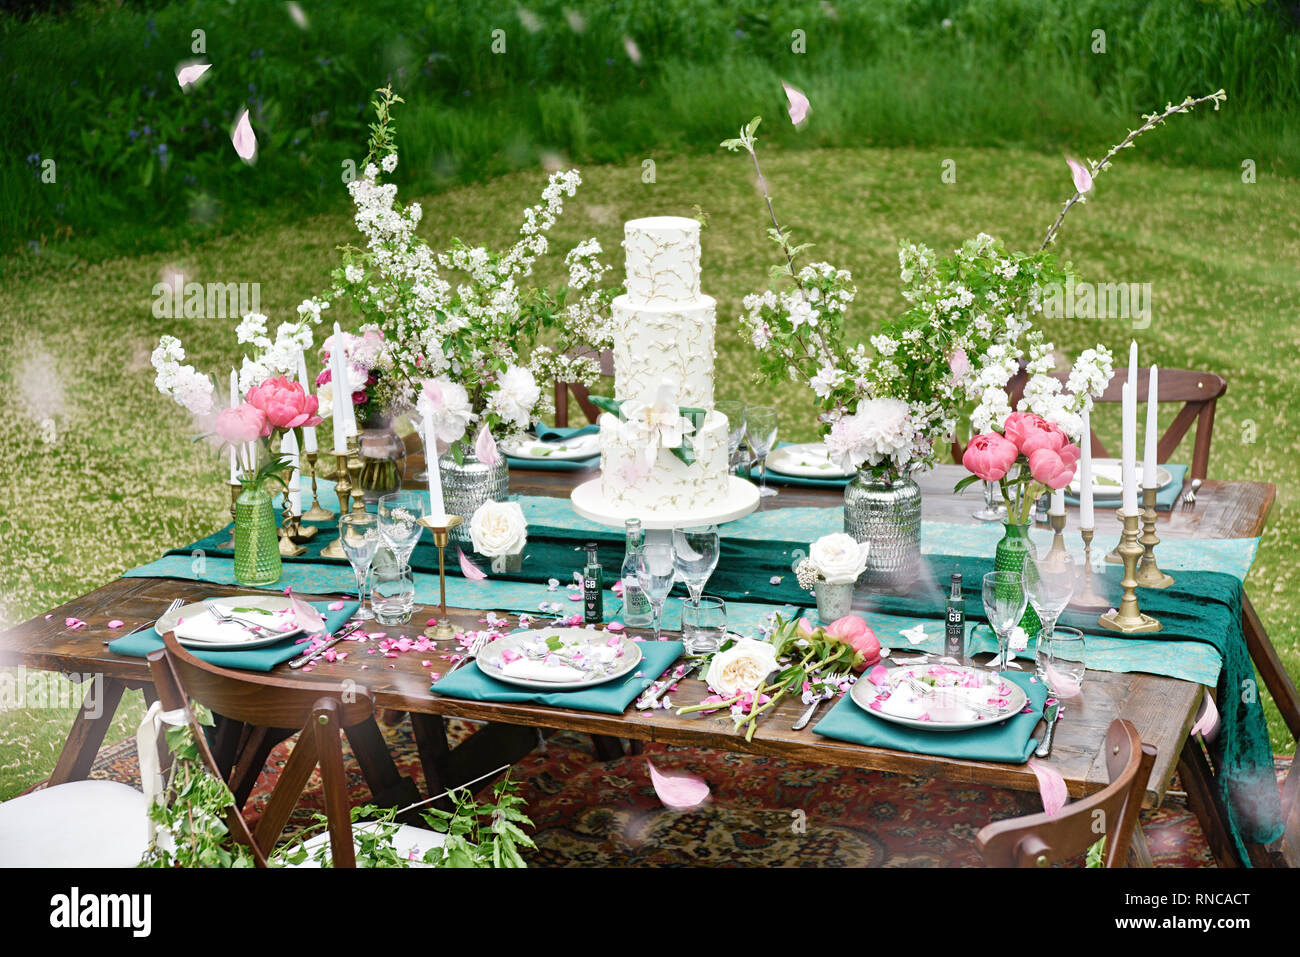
top-left (2, 465), bottom-right (1293, 867)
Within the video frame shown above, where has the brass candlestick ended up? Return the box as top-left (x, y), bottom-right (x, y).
top-left (1098, 511), bottom-right (1161, 633)
top-left (347, 440), bottom-right (367, 514)
top-left (218, 480), bottom-right (241, 549)
top-left (277, 494), bottom-right (307, 557)
top-left (1135, 485), bottom-right (1174, 589)
top-left (1071, 527), bottom-right (1110, 611)
top-left (319, 450), bottom-right (353, 560)
top-left (418, 514), bottom-right (464, 639)
top-left (302, 450), bottom-right (335, 522)
top-left (1105, 504), bottom-right (1123, 563)
top-left (1047, 512), bottom-right (1067, 558)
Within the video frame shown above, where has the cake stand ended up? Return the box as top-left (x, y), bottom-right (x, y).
top-left (570, 475), bottom-right (761, 531)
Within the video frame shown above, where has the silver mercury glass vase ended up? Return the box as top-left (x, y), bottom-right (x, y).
top-left (438, 447), bottom-right (509, 545)
top-left (843, 470), bottom-right (922, 587)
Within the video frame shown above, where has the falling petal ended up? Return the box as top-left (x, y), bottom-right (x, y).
top-left (1066, 156), bottom-right (1093, 194)
top-left (1044, 660), bottom-right (1082, 698)
top-left (1028, 758), bottom-right (1068, 818)
top-left (647, 760), bottom-right (710, 809)
top-left (285, 588), bottom-right (326, 633)
top-left (782, 81), bottom-right (811, 127)
top-left (175, 62), bottom-right (211, 91)
top-left (473, 423), bottom-right (500, 466)
top-left (285, 1), bottom-right (309, 29)
top-left (622, 35), bottom-right (642, 65)
top-left (458, 548), bottom-right (488, 581)
top-left (1190, 689), bottom-right (1220, 739)
top-left (231, 108), bottom-right (258, 164)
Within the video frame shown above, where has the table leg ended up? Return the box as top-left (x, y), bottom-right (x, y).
top-left (48, 675), bottom-right (127, 786)
top-left (591, 734), bottom-right (626, 761)
top-left (410, 714), bottom-right (538, 808)
top-left (344, 717), bottom-right (421, 811)
top-left (1177, 738), bottom-right (1242, 868)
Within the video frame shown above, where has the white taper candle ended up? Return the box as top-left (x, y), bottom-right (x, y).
top-left (419, 393), bottom-right (445, 517)
top-left (1079, 405), bottom-right (1094, 529)
top-left (296, 348), bottom-right (318, 454)
top-left (1144, 364), bottom-right (1159, 488)
top-left (228, 368), bottom-right (239, 483)
top-left (330, 323), bottom-right (347, 454)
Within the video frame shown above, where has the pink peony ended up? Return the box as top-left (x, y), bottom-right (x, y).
top-left (215, 403), bottom-right (270, 444)
top-left (825, 615), bottom-right (882, 671)
top-left (962, 432), bottom-right (1019, 482)
top-left (1003, 412), bottom-right (1066, 457)
top-left (245, 376), bottom-right (322, 430)
top-left (1027, 443), bottom-right (1081, 490)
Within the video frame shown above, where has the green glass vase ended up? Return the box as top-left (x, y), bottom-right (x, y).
top-left (233, 487), bottom-right (282, 587)
top-left (995, 522), bottom-right (1041, 636)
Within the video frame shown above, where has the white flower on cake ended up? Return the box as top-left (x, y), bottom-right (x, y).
top-left (488, 365), bottom-right (540, 430)
top-left (807, 533), bottom-right (870, 584)
top-left (619, 382), bottom-right (696, 467)
top-left (420, 378), bottom-right (475, 445)
top-left (706, 638), bottom-right (780, 697)
top-left (823, 397), bottom-right (915, 472)
top-left (468, 500), bottom-right (527, 557)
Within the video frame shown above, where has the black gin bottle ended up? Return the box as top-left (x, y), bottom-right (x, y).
top-left (583, 542), bottom-right (604, 624)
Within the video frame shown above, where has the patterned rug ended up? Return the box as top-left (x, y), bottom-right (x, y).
top-left (55, 718), bottom-right (1279, 867)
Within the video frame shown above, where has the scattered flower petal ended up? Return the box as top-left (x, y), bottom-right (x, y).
top-left (647, 760), bottom-right (710, 809)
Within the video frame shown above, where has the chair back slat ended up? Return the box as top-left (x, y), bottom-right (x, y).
top-left (976, 719), bottom-right (1157, 868)
top-left (555, 349), bottom-right (615, 428)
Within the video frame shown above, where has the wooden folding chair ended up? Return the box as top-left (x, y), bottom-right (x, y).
top-left (555, 349), bottom-right (615, 428)
top-left (147, 631), bottom-right (434, 867)
top-left (976, 720), bottom-right (1157, 868)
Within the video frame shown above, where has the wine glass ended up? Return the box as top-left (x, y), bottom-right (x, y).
top-left (1036, 626), bottom-right (1087, 695)
top-left (982, 570), bottom-right (1027, 670)
top-left (339, 512), bottom-right (381, 620)
top-left (406, 409), bottom-right (429, 483)
top-left (1024, 551), bottom-right (1078, 639)
top-left (672, 524), bottom-right (720, 605)
top-left (715, 400), bottom-right (746, 472)
top-left (378, 491), bottom-right (426, 569)
top-left (636, 542), bottom-right (676, 642)
top-left (971, 480), bottom-right (1006, 522)
top-left (744, 405), bottom-right (779, 498)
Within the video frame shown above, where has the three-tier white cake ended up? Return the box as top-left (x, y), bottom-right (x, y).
top-left (570, 216), bottom-right (759, 528)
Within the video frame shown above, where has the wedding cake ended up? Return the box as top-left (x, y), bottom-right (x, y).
top-left (571, 216), bottom-right (758, 527)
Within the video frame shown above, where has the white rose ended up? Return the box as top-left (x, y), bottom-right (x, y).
top-left (809, 533), bottom-right (870, 584)
top-left (706, 638), bottom-right (780, 697)
top-left (468, 500), bottom-right (527, 557)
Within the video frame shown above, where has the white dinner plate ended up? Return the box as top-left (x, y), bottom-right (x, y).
top-left (474, 627), bottom-right (643, 690)
top-left (157, 596), bottom-right (305, 650)
top-left (764, 443), bottom-right (854, 479)
top-left (1068, 458), bottom-right (1173, 500)
top-left (850, 663), bottom-right (1028, 732)
top-left (502, 433), bottom-right (601, 461)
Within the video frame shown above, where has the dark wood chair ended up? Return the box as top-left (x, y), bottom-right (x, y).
top-left (976, 720), bottom-right (1157, 868)
top-left (555, 349), bottom-right (615, 428)
top-left (147, 631), bottom-right (435, 867)
top-left (952, 366), bottom-right (1226, 479)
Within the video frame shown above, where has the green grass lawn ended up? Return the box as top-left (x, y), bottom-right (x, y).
top-left (1, 144), bottom-right (1297, 798)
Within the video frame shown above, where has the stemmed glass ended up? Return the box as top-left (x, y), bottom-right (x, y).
top-left (378, 491), bottom-right (426, 571)
top-left (982, 570), bottom-right (1027, 670)
top-left (716, 400), bottom-right (746, 472)
top-left (744, 405), bottom-right (779, 498)
top-left (1024, 552), bottom-right (1077, 640)
top-left (636, 542), bottom-right (677, 642)
top-left (672, 525), bottom-right (720, 605)
top-left (339, 512), bottom-right (381, 620)
top-left (971, 481), bottom-right (1006, 522)
top-left (406, 409), bottom-right (429, 483)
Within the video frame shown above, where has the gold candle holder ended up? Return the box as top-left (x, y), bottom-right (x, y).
top-left (1098, 511), bottom-right (1161, 633)
top-left (1070, 527), bottom-right (1110, 611)
top-left (347, 440), bottom-right (367, 514)
top-left (278, 495), bottom-right (307, 557)
top-left (1105, 504), bottom-right (1123, 563)
top-left (1047, 512), bottom-right (1067, 558)
top-left (218, 480), bottom-right (241, 549)
top-left (418, 514), bottom-right (464, 640)
top-left (302, 450), bottom-right (335, 522)
top-left (319, 450), bottom-right (353, 560)
top-left (1135, 485), bottom-right (1174, 589)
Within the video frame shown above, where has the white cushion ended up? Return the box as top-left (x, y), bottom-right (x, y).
top-left (294, 823), bottom-right (445, 868)
top-left (0, 780), bottom-right (150, 868)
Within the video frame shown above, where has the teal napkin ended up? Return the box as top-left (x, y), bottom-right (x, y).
top-left (108, 599), bottom-right (360, 672)
top-left (1065, 463), bottom-right (1188, 511)
top-left (431, 638), bottom-right (683, 714)
top-left (507, 424), bottom-right (600, 471)
top-left (813, 669), bottom-right (1048, 763)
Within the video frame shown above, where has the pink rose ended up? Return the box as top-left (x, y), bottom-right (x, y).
top-left (215, 403), bottom-right (270, 444)
top-left (1027, 443), bottom-right (1081, 490)
top-left (962, 432), bottom-right (1019, 482)
top-left (826, 615), bottom-right (881, 671)
top-left (245, 376), bottom-right (322, 430)
top-left (1003, 412), bottom-right (1066, 457)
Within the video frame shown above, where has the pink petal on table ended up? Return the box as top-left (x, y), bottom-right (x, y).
top-left (1066, 156), bottom-right (1093, 194)
top-left (65, 617), bottom-right (86, 630)
top-left (1190, 689), bottom-right (1220, 740)
top-left (231, 108), bottom-right (257, 163)
top-left (782, 81), bottom-right (811, 127)
top-left (1028, 758), bottom-right (1068, 818)
top-left (175, 62), bottom-right (210, 90)
top-left (473, 423), bottom-right (500, 467)
top-left (107, 620), bottom-right (125, 629)
top-left (607, 622), bottom-right (626, 633)
top-left (568, 593), bottom-right (582, 601)
top-left (285, 588), bottom-right (326, 633)
top-left (327, 600), bottom-right (346, 611)
top-left (44, 614), bottom-right (52, 620)
top-left (1044, 660), bottom-right (1082, 698)
top-left (647, 760), bottom-right (710, 809)
top-left (457, 548), bottom-right (488, 581)
top-left (427, 618), bottom-right (439, 627)
top-left (867, 665), bottom-right (889, 687)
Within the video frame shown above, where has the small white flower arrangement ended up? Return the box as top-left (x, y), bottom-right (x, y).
top-left (468, 500), bottom-right (528, 559)
top-left (795, 533), bottom-right (871, 591)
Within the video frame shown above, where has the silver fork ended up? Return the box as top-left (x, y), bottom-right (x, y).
top-left (1180, 478), bottom-right (1203, 510)
top-left (105, 598), bottom-right (184, 644)
top-left (205, 602), bottom-right (275, 630)
top-left (448, 632), bottom-right (490, 674)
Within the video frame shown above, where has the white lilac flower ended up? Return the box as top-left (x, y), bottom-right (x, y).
top-left (235, 313), bottom-right (269, 346)
top-left (381, 153), bottom-right (398, 173)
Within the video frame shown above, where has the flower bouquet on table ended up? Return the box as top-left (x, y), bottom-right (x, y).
top-left (468, 500), bottom-right (528, 574)
top-left (677, 614), bottom-right (882, 741)
top-left (795, 533), bottom-right (870, 620)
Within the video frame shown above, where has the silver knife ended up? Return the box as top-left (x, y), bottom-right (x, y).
top-left (637, 661), bottom-right (701, 710)
top-left (288, 621), bottom-right (365, 670)
top-left (1035, 701), bottom-right (1062, 758)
